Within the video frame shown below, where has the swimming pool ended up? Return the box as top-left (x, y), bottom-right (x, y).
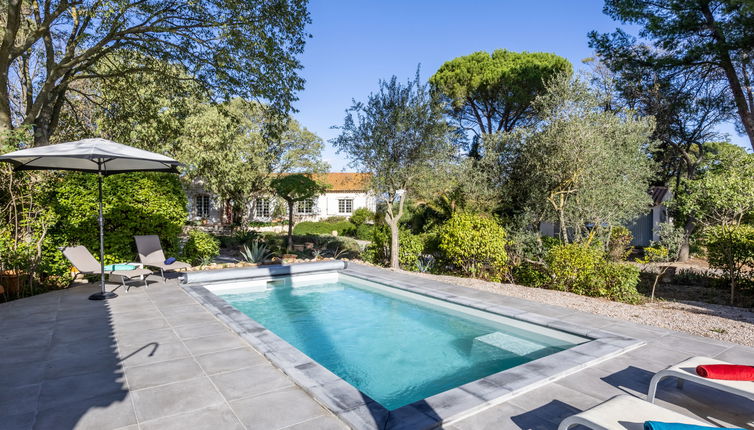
top-left (184, 262), bottom-right (643, 429)
top-left (214, 272), bottom-right (587, 410)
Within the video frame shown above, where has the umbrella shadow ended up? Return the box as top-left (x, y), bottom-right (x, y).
top-left (0, 284), bottom-right (131, 429)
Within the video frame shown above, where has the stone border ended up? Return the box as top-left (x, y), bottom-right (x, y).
top-left (183, 263), bottom-right (644, 430)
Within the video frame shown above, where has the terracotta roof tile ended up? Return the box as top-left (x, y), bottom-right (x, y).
top-left (314, 173), bottom-right (372, 192)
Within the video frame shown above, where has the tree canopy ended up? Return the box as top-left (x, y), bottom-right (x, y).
top-left (177, 98), bottom-right (327, 219)
top-left (270, 174), bottom-right (328, 250)
top-left (0, 0), bottom-right (311, 145)
top-left (589, 0), bottom-right (754, 152)
top-left (429, 49), bottom-right (571, 157)
top-left (487, 74), bottom-right (656, 243)
top-left (332, 70), bottom-right (453, 267)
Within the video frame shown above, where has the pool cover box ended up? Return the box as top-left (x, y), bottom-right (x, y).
top-left (183, 262), bottom-right (644, 430)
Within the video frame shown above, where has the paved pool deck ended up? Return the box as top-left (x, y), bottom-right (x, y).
top-left (0, 265), bottom-right (752, 430)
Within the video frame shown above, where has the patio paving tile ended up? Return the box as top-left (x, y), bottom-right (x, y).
top-left (131, 376), bottom-right (225, 422)
top-left (37, 368), bottom-right (127, 411)
top-left (118, 339), bottom-right (191, 368)
top-left (139, 403), bottom-right (244, 430)
top-left (230, 387), bottom-right (327, 430)
top-left (183, 332), bottom-right (249, 356)
top-left (33, 393), bottom-right (136, 430)
top-left (173, 321), bottom-right (233, 340)
top-left (123, 356), bottom-right (203, 390)
top-left (210, 364), bottom-right (294, 401)
top-left (114, 326), bottom-right (181, 346)
top-left (282, 414), bottom-right (349, 429)
top-left (0, 383), bottom-right (40, 416)
top-left (162, 310), bottom-right (219, 327)
top-left (195, 347), bottom-right (267, 375)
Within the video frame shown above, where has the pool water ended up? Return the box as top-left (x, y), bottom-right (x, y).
top-left (217, 273), bottom-right (586, 410)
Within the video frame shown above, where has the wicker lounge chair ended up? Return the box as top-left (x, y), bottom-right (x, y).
top-left (134, 235), bottom-right (191, 283)
top-left (62, 246), bottom-right (152, 292)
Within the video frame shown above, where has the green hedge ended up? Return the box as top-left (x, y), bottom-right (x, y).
top-left (183, 230), bottom-right (220, 265)
top-left (437, 212), bottom-right (508, 281)
top-left (705, 224), bottom-right (754, 303)
top-left (292, 221), bottom-right (355, 236)
top-left (49, 172), bottom-right (187, 269)
top-left (545, 243), bottom-right (641, 303)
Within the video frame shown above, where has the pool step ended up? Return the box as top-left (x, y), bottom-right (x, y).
top-left (472, 331), bottom-right (548, 357)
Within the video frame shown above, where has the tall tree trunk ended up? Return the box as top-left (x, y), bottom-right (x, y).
top-left (385, 192), bottom-right (406, 269)
top-left (700, 4), bottom-right (754, 151)
top-left (677, 218), bottom-right (695, 262)
top-left (287, 200), bottom-right (294, 252)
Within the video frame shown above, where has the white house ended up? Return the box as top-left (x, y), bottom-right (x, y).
top-left (186, 173), bottom-right (377, 225)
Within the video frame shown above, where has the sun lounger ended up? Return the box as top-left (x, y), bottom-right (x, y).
top-left (62, 246), bottom-right (152, 292)
top-left (648, 356), bottom-right (754, 403)
top-left (134, 235), bottom-right (191, 283)
top-left (558, 394), bottom-right (713, 430)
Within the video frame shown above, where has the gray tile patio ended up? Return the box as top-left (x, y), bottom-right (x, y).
top-left (0, 267), bottom-right (752, 429)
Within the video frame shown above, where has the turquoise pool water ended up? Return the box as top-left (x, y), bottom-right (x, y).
top-left (217, 273), bottom-right (586, 410)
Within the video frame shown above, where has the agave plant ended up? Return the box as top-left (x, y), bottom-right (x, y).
top-left (240, 240), bottom-right (272, 263)
top-left (416, 254), bottom-right (435, 273)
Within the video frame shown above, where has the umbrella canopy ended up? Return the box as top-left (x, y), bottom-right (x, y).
top-left (0, 138), bottom-right (180, 174)
top-left (0, 138), bottom-right (182, 300)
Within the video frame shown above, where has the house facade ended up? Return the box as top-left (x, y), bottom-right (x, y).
top-left (186, 173), bottom-right (377, 225)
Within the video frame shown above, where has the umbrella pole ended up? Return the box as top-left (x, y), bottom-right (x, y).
top-left (89, 168), bottom-right (117, 300)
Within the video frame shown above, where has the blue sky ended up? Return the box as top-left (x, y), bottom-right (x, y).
top-left (292, 0), bottom-right (749, 171)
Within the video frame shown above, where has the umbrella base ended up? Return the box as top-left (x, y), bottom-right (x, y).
top-left (88, 291), bottom-right (118, 301)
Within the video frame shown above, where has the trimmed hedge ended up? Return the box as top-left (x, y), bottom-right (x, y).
top-left (292, 221), bottom-right (355, 236)
top-left (49, 172), bottom-right (187, 268)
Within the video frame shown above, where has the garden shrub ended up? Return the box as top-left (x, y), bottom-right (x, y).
top-left (355, 223), bottom-right (374, 240)
top-left (261, 233), bottom-right (361, 259)
top-left (399, 229), bottom-right (426, 270)
top-left (437, 212), bottom-right (508, 281)
top-left (607, 225), bottom-right (632, 261)
top-left (545, 243), bottom-right (641, 303)
top-left (512, 261), bottom-right (549, 288)
top-left (323, 216), bottom-right (348, 223)
top-left (705, 224), bottom-right (754, 303)
top-left (598, 261), bottom-right (642, 303)
top-left (362, 225), bottom-right (390, 265)
top-left (292, 221), bottom-right (355, 236)
top-left (182, 230), bottom-right (220, 265)
top-left (545, 243), bottom-right (603, 293)
top-left (50, 172), bottom-right (187, 266)
top-left (349, 208), bottom-right (374, 226)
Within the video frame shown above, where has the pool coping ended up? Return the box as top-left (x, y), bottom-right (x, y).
top-left (182, 262), bottom-right (645, 430)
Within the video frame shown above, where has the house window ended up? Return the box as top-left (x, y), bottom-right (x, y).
top-left (195, 194), bottom-right (210, 218)
top-left (338, 198), bottom-right (353, 214)
top-left (255, 198), bottom-right (270, 218)
top-left (295, 199), bottom-right (314, 214)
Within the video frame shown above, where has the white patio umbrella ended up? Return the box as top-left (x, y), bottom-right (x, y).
top-left (0, 138), bottom-right (181, 300)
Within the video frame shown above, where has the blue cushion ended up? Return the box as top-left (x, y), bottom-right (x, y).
top-left (104, 264), bottom-right (136, 271)
top-left (164, 257), bottom-right (176, 265)
top-left (644, 422), bottom-right (743, 430)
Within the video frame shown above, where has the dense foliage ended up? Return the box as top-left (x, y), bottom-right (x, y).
top-left (51, 172), bottom-right (187, 268)
top-left (182, 230), bottom-right (221, 266)
top-left (292, 221), bottom-right (355, 236)
top-left (705, 224), bottom-right (754, 304)
top-left (332, 69), bottom-right (454, 268)
top-left (437, 213), bottom-right (508, 281)
top-left (545, 243), bottom-right (641, 303)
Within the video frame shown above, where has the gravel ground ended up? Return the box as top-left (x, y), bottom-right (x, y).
top-left (403, 270), bottom-right (754, 347)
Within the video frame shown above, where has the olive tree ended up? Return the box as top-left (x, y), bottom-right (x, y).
top-left (489, 74), bottom-right (656, 244)
top-left (332, 71), bottom-right (453, 268)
